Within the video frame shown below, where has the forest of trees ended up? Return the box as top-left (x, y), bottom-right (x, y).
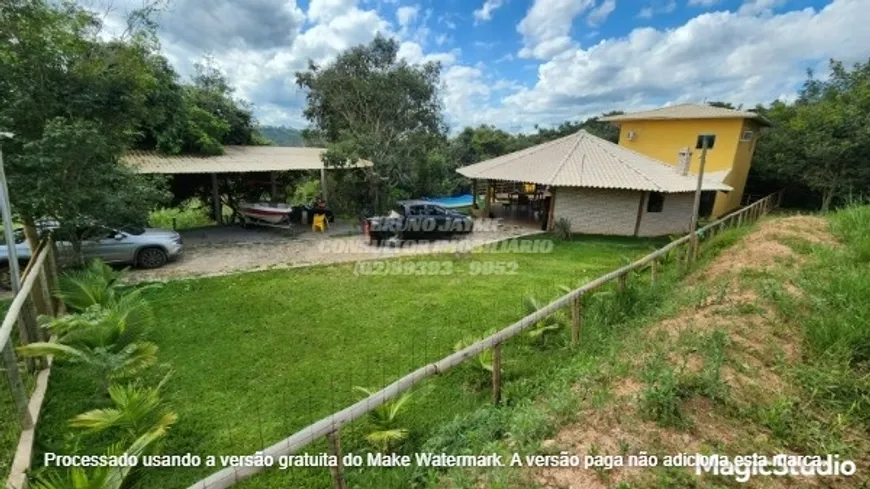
top-left (2, 0), bottom-right (868, 240)
top-left (750, 60), bottom-right (870, 210)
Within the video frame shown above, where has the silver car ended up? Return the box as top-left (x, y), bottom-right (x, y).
top-left (0, 225), bottom-right (183, 289)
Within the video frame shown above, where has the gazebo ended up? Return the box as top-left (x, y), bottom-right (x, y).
top-left (457, 130), bottom-right (732, 237)
top-left (123, 146), bottom-right (372, 224)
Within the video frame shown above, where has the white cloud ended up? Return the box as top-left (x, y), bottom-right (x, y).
top-left (517, 0), bottom-right (596, 59)
top-left (396, 5), bottom-right (419, 27)
top-left (473, 0), bottom-right (505, 23)
top-left (307, 0), bottom-right (358, 23)
top-left (587, 0), bottom-right (616, 26)
top-left (688, 0), bottom-right (720, 7)
top-left (397, 41), bottom-right (460, 65)
top-left (83, 0), bottom-right (870, 133)
top-left (503, 0), bottom-right (870, 127)
top-left (637, 0), bottom-right (676, 18)
top-left (738, 0), bottom-right (787, 16)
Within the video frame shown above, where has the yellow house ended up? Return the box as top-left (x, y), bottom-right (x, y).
top-left (600, 104), bottom-right (771, 217)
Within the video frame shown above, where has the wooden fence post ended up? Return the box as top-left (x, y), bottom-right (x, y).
top-left (36, 268), bottom-right (54, 317)
top-left (618, 272), bottom-right (628, 291)
top-left (491, 343), bottom-right (502, 405)
top-left (326, 430), bottom-right (346, 489)
top-left (2, 343), bottom-right (33, 429)
top-left (571, 296), bottom-right (582, 346)
top-left (684, 238), bottom-right (695, 267)
top-left (17, 300), bottom-right (41, 372)
top-left (46, 243), bottom-right (63, 313)
top-left (650, 259), bottom-right (658, 283)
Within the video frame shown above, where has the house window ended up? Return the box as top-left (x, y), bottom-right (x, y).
top-left (696, 134), bottom-right (716, 149)
top-left (741, 130), bottom-right (754, 141)
top-left (647, 192), bottom-right (665, 213)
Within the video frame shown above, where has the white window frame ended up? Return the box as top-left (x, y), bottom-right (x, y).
top-left (741, 130), bottom-right (754, 142)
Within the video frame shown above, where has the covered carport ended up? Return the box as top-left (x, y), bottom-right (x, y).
top-left (123, 146), bottom-right (371, 224)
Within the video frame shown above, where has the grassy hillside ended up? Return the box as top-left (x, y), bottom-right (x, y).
top-left (420, 208), bottom-right (870, 488)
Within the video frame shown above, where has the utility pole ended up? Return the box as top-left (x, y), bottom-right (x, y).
top-left (0, 132), bottom-right (21, 293)
top-left (687, 138), bottom-right (709, 265)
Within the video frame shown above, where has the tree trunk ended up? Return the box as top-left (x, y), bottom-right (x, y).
top-left (22, 217), bottom-right (40, 252)
top-left (71, 238), bottom-right (85, 267)
top-left (821, 188), bottom-right (835, 212)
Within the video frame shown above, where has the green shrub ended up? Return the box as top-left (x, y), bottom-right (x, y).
top-left (522, 295), bottom-right (566, 344)
top-left (148, 199), bottom-right (213, 230)
top-left (290, 178), bottom-right (322, 205)
top-left (554, 217), bottom-right (572, 241)
top-left (830, 202), bottom-right (870, 262)
top-left (353, 386), bottom-right (414, 452)
top-left (640, 356), bottom-right (689, 428)
top-left (685, 330), bottom-right (730, 403)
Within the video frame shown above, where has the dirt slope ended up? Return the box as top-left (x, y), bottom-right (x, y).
top-left (534, 215), bottom-right (866, 489)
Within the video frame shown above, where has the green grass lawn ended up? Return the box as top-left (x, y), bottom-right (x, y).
top-left (31, 235), bottom-right (666, 488)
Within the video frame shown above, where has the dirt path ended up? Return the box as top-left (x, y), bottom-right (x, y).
top-left (125, 223), bottom-right (543, 284)
top-left (534, 215), bottom-right (867, 489)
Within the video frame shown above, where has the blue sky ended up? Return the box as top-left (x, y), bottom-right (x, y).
top-left (94, 0), bottom-right (869, 132)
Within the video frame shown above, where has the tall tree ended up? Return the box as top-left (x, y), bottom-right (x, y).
top-left (753, 59), bottom-right (870, 210)
top-left (296, 35), bottom-right (445, 211)
top-left (0, 0), bottom-right (169, 249)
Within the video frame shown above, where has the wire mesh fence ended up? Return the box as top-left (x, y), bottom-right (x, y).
top-left (184, 190), bottom-right (784, 489)
top-left (1, 237), bottom-right (64, 488)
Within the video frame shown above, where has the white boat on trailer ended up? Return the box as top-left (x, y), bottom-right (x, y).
top-left (238, 202), bottom-right (295, 232)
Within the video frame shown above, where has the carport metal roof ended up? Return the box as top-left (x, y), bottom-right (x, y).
top-left (124, 146), bottom-right (372, 174)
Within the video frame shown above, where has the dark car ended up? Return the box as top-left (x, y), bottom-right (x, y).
top-left (364, 200), bottom-right (474, 245)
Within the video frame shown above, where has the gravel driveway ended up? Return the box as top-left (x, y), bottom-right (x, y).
top-left (125, 221), bottom-right (543, 283)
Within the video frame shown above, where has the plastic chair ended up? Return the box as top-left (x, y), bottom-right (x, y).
top-left (312, 214), bottom-right (328, 232)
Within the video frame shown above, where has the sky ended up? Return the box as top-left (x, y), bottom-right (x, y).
top-left (90, 0), bottom-right (870, 133)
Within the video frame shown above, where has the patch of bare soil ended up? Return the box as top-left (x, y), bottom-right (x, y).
top-left (703, 215), bottom-right (833, 281)
top-left (533, 216), bottom-right (864, 489)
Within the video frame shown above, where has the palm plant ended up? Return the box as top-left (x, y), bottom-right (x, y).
top-left (38, 293), bottom-right (152, 350)
top-left (453, 336), bottom-right (497, 373)
top-left (524, 295), bottom-right (567, 343)
top-left (19, 341), bottom-right (159, 392)
top-left (353, 386), bottom-right (413, 452)
top-left (29, 418), bottom-right (173, 489)
top-left (55, 260), bottom-right (125, 312)
top-left (55, 260), bottom-right (157, 326)
top-left (70, 374), bottom-right (177, 448)
top-left (19, 277), bottom-right (157, 390)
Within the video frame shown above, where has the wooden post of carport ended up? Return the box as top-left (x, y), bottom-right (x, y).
top-left (270, 172), bottom-right (278, 203)
top-left (321, 166), bottom-right (328, 202)
top-left (546, 188), bottom-right (557, 231)
top-left (210, 173), bottom-right (221, 225)
top-left (483, 180), bottom-right (494, 219)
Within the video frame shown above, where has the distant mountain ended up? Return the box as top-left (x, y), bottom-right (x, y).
top-left (259, 125), bottom-right (305, 147)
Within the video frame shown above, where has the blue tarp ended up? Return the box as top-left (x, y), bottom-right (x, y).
top-left (421, 194), bottom-right (474, 208)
